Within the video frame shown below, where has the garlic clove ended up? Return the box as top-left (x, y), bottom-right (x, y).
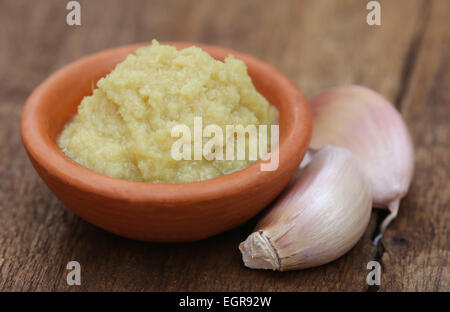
top-left (239, 146), bottom-right (372, 271)
top-left (309, 85), bottom-right (414, 236)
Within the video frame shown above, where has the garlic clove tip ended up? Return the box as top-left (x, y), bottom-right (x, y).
top-left (239, 231), bottom-right (281, 271)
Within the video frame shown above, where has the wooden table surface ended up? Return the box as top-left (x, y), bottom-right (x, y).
top-left (0, 0), bottom-right (448, 292)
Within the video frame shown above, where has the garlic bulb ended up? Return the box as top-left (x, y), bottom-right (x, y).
top-left (309, 85), bottom-right (414, 236)
top-left (239, 146), bottom-right (372, 271)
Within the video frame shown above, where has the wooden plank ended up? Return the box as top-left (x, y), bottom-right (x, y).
top-left (378, 0), bottom-right (450, 291)
top-left (0, 0), bottom-right (444, 291)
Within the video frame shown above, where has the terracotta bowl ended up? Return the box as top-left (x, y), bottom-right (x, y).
top-left (21, 42), bottom-right (312, 242)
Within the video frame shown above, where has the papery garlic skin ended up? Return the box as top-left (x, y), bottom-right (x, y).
top-left (310, 85), bottom-right (414, 234)
top-left (239, 146), bottom-right (372, 271)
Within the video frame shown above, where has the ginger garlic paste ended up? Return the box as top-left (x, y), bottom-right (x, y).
top-left (58, 40), bottom-right (278, 183)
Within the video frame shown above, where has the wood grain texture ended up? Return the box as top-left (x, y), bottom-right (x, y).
top-left (0, 0), bottom-right (448, 291)
top-left (378, 0), bottom-right (450, 292)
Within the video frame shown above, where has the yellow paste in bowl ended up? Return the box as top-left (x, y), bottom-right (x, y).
top-left (58, 40), bottom-right (278, 183)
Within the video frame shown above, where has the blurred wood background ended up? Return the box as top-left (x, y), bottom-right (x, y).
top-left (0, 0), bottom-right (448, 291)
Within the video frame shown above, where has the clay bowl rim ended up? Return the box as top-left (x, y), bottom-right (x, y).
top-left (21, 42), bottom-right (311, 204)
